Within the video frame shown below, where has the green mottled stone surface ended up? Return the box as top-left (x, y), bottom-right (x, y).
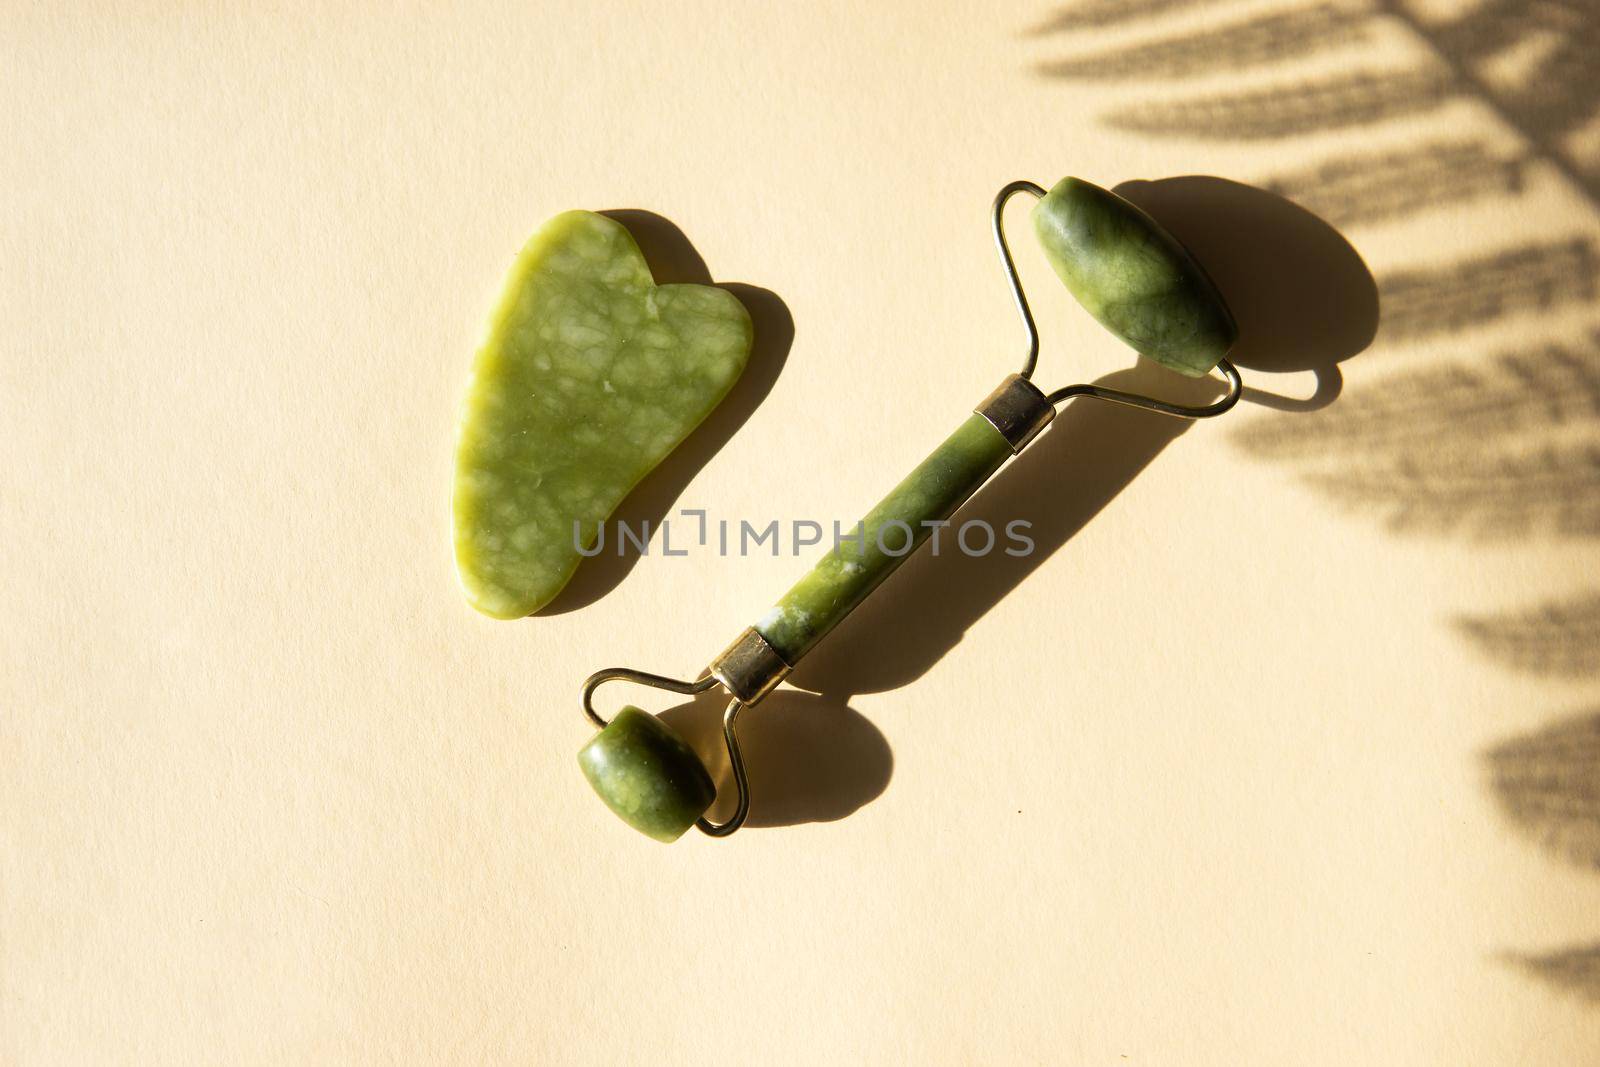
top-left (755, 413), bottom-right (1013, 663)
top-left (578, 706), bottom-right (716, 843)
top-left (1032, 176), bottom-right (1236, 377)
top-left (453, 211), bottom-right (753, 618)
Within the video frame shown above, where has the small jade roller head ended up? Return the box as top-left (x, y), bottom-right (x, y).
top-left (578, 707), bottom-right (716, 842)
top-left (1031, 176), bottom-right (1238, 377)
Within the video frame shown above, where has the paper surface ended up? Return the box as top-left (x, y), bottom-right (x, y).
top-left (4, 2), bottom-right (1598, 1062)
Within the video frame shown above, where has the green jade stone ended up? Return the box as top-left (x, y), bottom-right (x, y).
top-left (453, 211), bottom-right (753, 618)
top-left (1032, 177), bottom-right (1237, 377)
top-left (578, 706), bottom-right (716, 842)
top-left (755, 413), bottom-right (1013, 663)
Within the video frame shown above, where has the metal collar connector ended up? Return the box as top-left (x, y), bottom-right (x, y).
top-left (707, 627), bottom-right (792, 706)
top-left (976, 373), bottom-right (1055, 452)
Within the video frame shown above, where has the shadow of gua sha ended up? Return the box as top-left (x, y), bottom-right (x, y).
top-left (1115, 176), bottom-right (1377, 413)
top-left (537, 210), bottom-right (794, 615)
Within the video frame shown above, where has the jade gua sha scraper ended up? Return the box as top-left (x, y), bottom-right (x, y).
top-left (578, 177), bottom-right (1245, 842)
top-left (454, 210), bottom-right (752, 618)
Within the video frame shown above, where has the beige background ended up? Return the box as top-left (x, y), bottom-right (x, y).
top-left (5, 2), bottom-right (1599, 1063)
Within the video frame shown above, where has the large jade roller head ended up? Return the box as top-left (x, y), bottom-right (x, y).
top-left (1031, 176), bottom-right (1237, 377)
top-left (578, 177), bottom-right (1243, 842)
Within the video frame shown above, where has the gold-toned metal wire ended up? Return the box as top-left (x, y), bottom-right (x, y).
top-left (993, 179), bottom-right (1049, 380)
top-left (581, 666), bottom-right (718, 729)
top-left (695, 697), bottom-right (748, 837)
top-left (990, 180), bottom-right (1242, 419)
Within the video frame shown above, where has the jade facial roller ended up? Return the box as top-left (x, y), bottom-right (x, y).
top-left (579, 177), bottom-right (1243, 842)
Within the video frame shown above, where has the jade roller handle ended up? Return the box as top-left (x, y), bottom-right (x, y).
top-left (713, 373), bottom-right (1055, 693)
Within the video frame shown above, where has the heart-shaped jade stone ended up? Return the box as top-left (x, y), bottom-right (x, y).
top-left (578, 706), bottom-right (717, 842)
top-left (453, 211), bottom-right (753, 618)
top-left (1032, 177), bottom-right (1236, 377)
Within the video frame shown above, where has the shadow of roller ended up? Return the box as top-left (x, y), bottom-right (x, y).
top-left (659, 688), bottom-right (893, 828)
top-left (790, 362), bottom-right (1213, 698)
top-left (1115, 176), bottom-right (1378, 412)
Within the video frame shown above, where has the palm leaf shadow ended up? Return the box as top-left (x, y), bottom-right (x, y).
top-left (1111, 68), bottom-right (1456, 139)
top-left (1260, 140), bottom-right (1527, 228)
top-left (1232, 331), bottom-right (1600, 538)
top-left (1036, 5), bottom-right (1369, 80)
top-left (1026, 0), bottom-right (1234, 33)
top-left (1506, 945), bottom-right (1600, 1005)
top-left (1486, 711), bottom-right (1600, 871)
top-left (1457, 592), bottom-right (1600, 679)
